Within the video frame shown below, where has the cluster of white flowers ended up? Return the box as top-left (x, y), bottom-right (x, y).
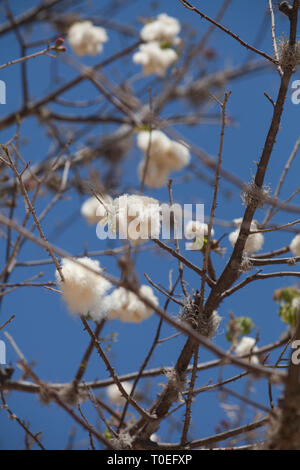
top-left (81, 193), bottom-right (161, 246)
top-left (56, 255), bottom-right (159, 323)
top-left (55, 257), bottom-right (111, 319)
top-left (290, 233), bottom-right (300, 256)
top-left (228, 218), bottom-right (264, 254)
top-left (234, 336), bottom-right (259, 364)
top-left (140, 13), bottom-right (181, 44)
top-left (67, 21), bottom-right (108, 56)
top-left (106, 382), bottom-right (133, 406)
top-left (133, 13), bottom-right (181, 76)
top-left (137, 130), bottom-right (190, 188)
top-left (133, 42), bottom-right (177, 77)
top-left (81, 194), bottom-right (113, 225)
top-left (104, 285), bottom-right (159, 323)
top-left (109, 194), bottom-right (161, 245)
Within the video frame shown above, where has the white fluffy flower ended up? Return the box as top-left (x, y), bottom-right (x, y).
top-left (137, 130), bottom-right (171, 158)
top-left (138, 158), bottom-right (169, 188)
top-left (109, 194), bottom-right (161, 245)
top-left (55, 257), bottom-right (111, 318)
top-left (81, 194), bottom-right (113, 225)
top-left (164, 140), bottom-right (191, 171)
top-left (106, 382), bottom-right (133, 406)
top-left (137, 130), bottom-right (190, 181)
top-left (290, 233), bottom-right (300, 256)
top-left (67, 21), bottom-right (108, 56)
top-left (234, 336), bottom-right (259, 364)
top-left (140, 13), bottom-right (181, 45)
top-left (228, 219), bottom-right (264, 254)
top-left (106, 285), bottom-right (159, 323)
top-left (133, 41), bottom-right (177, 76)
top-left (185, 221), bottom-right (215, 240)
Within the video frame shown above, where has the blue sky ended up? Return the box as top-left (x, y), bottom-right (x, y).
top-left (0, 0), bottom-right (299, 449)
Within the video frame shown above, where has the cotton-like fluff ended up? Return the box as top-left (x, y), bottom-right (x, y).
top-left (81, 194), bottom-right (113, 225)
top-left (106, 285), bottom-right (159, 323)
top-left (106, 382), bottom-right (133, 406)
top-left (234, 336), bottom-right (259, 364)
top-left (185, 221), bottom-right (215, 240)
top-left (164, 140), bottom-right (191, 171)
top-left (137, 130), bottom-right (190, 171)
top-left (290, 233), bottom-right (300, 256)
top-left (67, 21), bottom-right (108, 56)
top-left (136, 130), bottom-right (190, 188)
top-left (55, 257), bottom-right (111, 319)
top-left (137, 130), bottom-right (172, 160)
top-left (133, 41), bottom-right (177, 76)
top-left (138, 158), bottom-right (169, 188)
top-left (199, 310), bottom-right (221, 338)
top-left (228, 219), bottom-right (264, 254)
top-left (109, 194), bottom-right (161, 245)
top-left (140, 13), bottom-right (181, 45)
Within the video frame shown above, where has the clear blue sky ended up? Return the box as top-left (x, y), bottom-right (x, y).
top-left (0, 0), bottom-right (299, 449)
